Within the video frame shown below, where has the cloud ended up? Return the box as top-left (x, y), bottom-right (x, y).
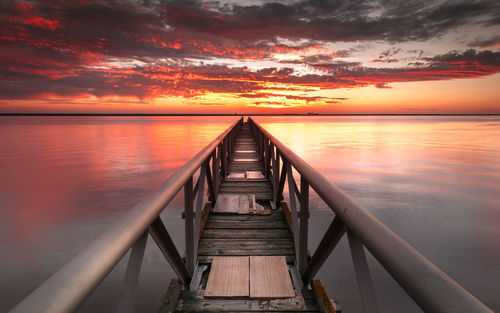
top-left (0, 0), bottom-right (500, 103)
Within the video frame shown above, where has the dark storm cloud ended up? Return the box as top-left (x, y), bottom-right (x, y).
top-left (467, 35), bottom-right (500, 48)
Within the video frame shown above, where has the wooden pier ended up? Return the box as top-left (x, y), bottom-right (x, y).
top-left (161, 123), bottom-right (335, 312)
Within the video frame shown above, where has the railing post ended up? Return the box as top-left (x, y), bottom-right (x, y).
top-left (274, 149), bottom-right (281, 209)
top-left (221, 139), bottom-right (227, 179)
top-left (348, 231), bottom-right (380, 313)
top-left (298, 177), bottom-right (309, 274)
top-left (194, 163), bottom-right (206, 260)
top-left (285, 161), bottom-right (300, 264)
top-left (206, 159), bottom-right (216, 208)
top-left (115, 231), bottom-right (148, 313)
top-left (184, 177), bottom-right (194, 274)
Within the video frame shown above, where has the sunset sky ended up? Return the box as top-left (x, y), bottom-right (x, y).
top-left (1, 0), bottom-right (499, 114)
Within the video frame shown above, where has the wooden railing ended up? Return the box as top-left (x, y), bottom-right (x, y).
top-left (248, 117), bottom-right (492, 313)
top-left (9, 118), bottom-right (243, 313)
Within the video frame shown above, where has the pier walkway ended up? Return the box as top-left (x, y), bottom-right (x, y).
top-left (10, 118), bottom-right (493, 313)
top-left (172, 123), bottom-right (321, 312)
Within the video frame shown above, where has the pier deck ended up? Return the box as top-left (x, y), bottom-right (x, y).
top-left (164, 123), bottom-right (327, 313)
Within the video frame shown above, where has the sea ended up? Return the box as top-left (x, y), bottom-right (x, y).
top-left (0, 115), bottom-right (499, 312)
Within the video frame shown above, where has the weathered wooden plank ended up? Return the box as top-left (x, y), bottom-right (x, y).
top-left (228, 172), bottom-right (246, 179)
top-left (181, 288), bottom-right (318, 300)
top-left (202, 229), bottom-right (291, 239)
top-left (229, 162), bottom-right (263, 171)
top-left (234, 158), bottom-right (260, 162)
top-left (234, 152), bottom-right (259, 158)
top-left (176, 291), bottom-right (319, 312)
top-left (206, 211), bottom-right (283, 221)
top-left (249, 256), bottom-right (295, 299)
top-left (219, 180), bottom-right (272, 187)
top-left (198, 255), bottom-right (296, 264)
top-left (190, 265), bottom-right (208, 291)
top-left (177, 289), bottom-right (319, 311)
top-left (204, 257), bottom-right (250, 298)
top-left (212, 194), bottom-right (240, 214)
top-left (204, 221), bottom-right (288, 229)
top-left (246, 171), bottom-right (265, 179)
top-left (238, 194), bottom-right (252, 214)
top-left (199, 240), bottom-right (294, 249)
top-left (198, 248), bottom-right (296, 256)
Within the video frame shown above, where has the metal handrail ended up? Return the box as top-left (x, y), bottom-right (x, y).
top-left (10, 118), bottom-right (243, 313)
top-left (248, 117), bottom-right (492, 313)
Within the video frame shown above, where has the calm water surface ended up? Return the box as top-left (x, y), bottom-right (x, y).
top-left (0, 116), bottom-right (499, 312)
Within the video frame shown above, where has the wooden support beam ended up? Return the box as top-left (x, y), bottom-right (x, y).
top-left (348, 231), bottom-right (380, 313)
top-left (150, 217), bottom-right (191, 285)
top-left (193, 163), bottom-right (206, 260)
top-left (274, 150), bottom-right (280, 209)
top-left (184, 177), bottom-right (194, 274)
top-left (298, 177), bottom-right (309, 274)
top-left (205, 159), bottom-right (216, 207)
top-left (286, 161), bottom-right (300, 263)
top-left (215, 144), bottom-right (221, 193)
top-left (115, 231), bottom-right (148, 313)
top-left (277, 160), bottom-right (287, 206)
top-left (302, 216), bottom-right (345, 283)
top-left (158, 279), bottom-right (182, 313)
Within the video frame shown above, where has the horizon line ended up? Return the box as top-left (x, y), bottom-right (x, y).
top-left (0, 113), bottom-right (499, 117)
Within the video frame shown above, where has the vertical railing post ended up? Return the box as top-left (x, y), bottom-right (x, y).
top-left (274, 149), bottom-right (281, 209)
top-left (184, 177), bottom-right (194, 274)
top-left (115, 231), bottom-right (148, 313)
top-left (348, 231), bottom-right (380, 313)
top-left (285, 161), bottom-right (300, 264)
top-left (299, 177), bottom-right (309, 274)
top-left (221, 139), bottom-right (227, 179)
top-left (270, 144), bottom-right (276, 195)
top-left (194, 163), bottom-right (206, 261)
top-left (211, 150), bottom-right (217, 195)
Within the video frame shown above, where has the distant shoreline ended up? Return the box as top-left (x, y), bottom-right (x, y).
top-left (1, 113), bottom-right (499, 116)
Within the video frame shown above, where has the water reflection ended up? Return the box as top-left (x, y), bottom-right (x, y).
top-left (0, 116), bottom-right (236, 312)
top-left (257, 116), bottom-right (500, 312)
top-left (0, 116), bottom-right (499, 312)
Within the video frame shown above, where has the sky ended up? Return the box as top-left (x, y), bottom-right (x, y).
top-left (0, 0), bottom-right (499, 114)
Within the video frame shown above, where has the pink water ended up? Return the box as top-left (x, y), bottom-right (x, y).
top-left (1, 116), bottom-right (499, 312)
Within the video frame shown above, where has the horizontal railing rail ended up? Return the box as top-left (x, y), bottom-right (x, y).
top-left (248, 117), bottom-right (492, 313)
top-left (10, 118), bottom-right (243, 313)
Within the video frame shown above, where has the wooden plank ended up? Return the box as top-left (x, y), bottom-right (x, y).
top-left (190, 265), bottom-right (208, 291)
top-left (204, 257), bottom-right (250, 298)
top-left (227, 172), bottom-right (245, 179)
top-left (199, 240), bottom-right (294, 249)
top-left (234, 158), bottom-right (259, 162)
top-left (177, 290), bottom-right (319, 311)
top-left (198, 255), bottom-right (296, 264)
top-left (246, 171), bottom-right (265, 179)
top-left (204, 221), bottom-right (288, 229)
top-left (249, 256), bottom-right (295, 299)
top-left (207, 210), bottom-right (283, 221)
top-left (212, 194), bottom-right (239, 214)
top-left (235, 149), bottom-right (257, 153)
top-left (238, 194), bottom-right (251, 214)
top-left (202, 229), bottom-right (291, 239)
top-left (198, 248), bottom-right (295, 256)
